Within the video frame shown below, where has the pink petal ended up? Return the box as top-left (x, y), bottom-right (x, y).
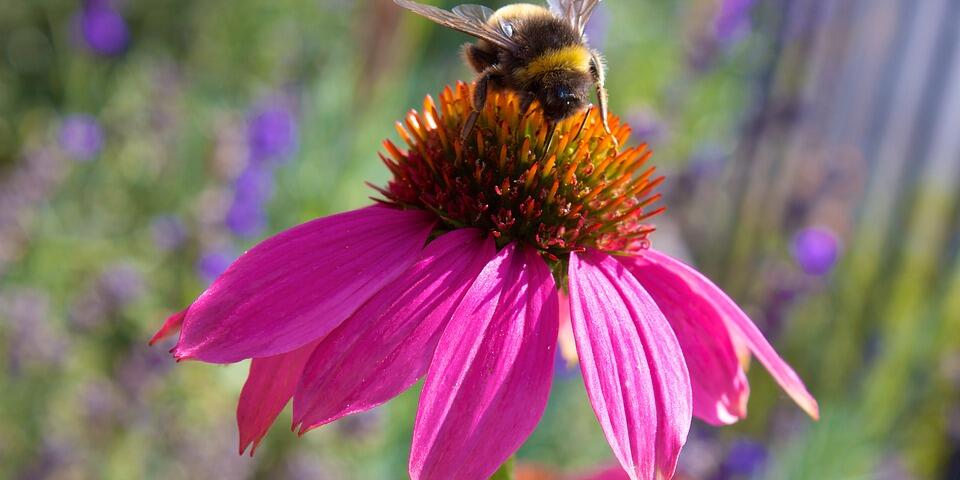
top-left (620, 254), bottom-right (750, 426)
top-left (236, 339), bottom-right (320, 456)
top-left (576, 465), bottom-right (633, 480)
top-left (149, 308), bottom-right (186, 346)
top-left (636, 249), bottom-right (819, 420)
top-left (293, 228), bottom-right (496, 432)
top-left (569, 250), bottom-right (692, 480)
top-left (409, 244), bottom-right (559, 480)
top-left (173, 206), bottom-right (435, 363)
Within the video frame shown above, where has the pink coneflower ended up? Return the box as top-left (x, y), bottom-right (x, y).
top-left (153, 83), bottom-right (818, 480)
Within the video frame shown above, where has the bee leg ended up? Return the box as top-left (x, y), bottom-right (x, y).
top-left (461, 67), bottom-right (502, 142)
top-left (518, 94), bottom-right (535, 119)
top-left (574, 104), bottom-right (593, 141)
top-left (589, 50), bottom-right (620, 154)
top-left (543, 121), bottom-right (557, 155)
top-left (462, 43), bottom-right (497, 73)
top-left (462, 112), bottom-right (480, 143)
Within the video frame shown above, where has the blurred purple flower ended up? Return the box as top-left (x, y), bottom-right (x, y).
top-left (151, 215), bottom-right (188, 251)
top-left (685, 153), bottom-right (726, 180)
top-left (722, 439), bottom-right (767, 477)
top-left (583, 3), bottom-right (610, 50)
top-left (59, 114), bottom-right (103, 161)
top-left (117, 346), bottom-right (172, 398)
top-left (335, 410), bottom-right (382, 439)
top-left (2, 288), bottom-right (67, 373)
top-left (677, 425), bottom-right (723, 479)
top-left (949, 407), bottom-right (960, 441)
top-left (233, 164), bottom-right (274, 203)
top-left (80, 379), bottom-right (126, 428)
top-left (791, 226), bottom-right (841, 276)
top-left (197, 248), bottom-right (236, 283)
top-left (226, 196), bottom-right (267, 238)
top-left (100, 263), bottom-right (146, 305)
top-left (16, 436), bottom-right (78, 480)
top-left (283, 452), bottom-right (336, 480)
top-left (761, 283), bottom-right (801, 337)
top-left (714, 0), bottom-right (757, 44)
top-left (667, 148), bottom-right (725, 203)
top-left (69, 263), bottom-right (145, 331)
top-left (625, 107), bottom-right (666, 145)
top-left (222, 100), bottom-right (298, 237)
top-left (248, 104), bottom-right (298, 163)
top-left (0, 150), bottom-right (65, 278)
top-left (553, 352), bottom-right (577, 380)
top-left (227, 164), bottom-right (274, 237)
top-left (69, 291), bottom-right (108, 331)
top-left (175, 420), bottom-right (256, 479)
top-left (78, 3), bottom-right (130, 56)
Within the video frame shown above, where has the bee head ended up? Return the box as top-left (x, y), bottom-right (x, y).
top-left (537, 71), bottom-right (591, 122)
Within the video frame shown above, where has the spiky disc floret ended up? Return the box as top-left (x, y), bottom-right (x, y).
top-left (375, 82), bottom-right (664, 261)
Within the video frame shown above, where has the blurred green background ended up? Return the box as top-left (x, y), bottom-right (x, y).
top-left (1, 0), bottom-right (958, 478)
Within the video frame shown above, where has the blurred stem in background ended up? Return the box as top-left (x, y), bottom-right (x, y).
top-left (695, 0), bottom-right (960, 478)
top-left (0, 0), bottom-right (958, 479)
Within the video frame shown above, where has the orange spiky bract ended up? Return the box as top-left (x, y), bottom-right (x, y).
top-left (376, 82), bottom-right (665, 265)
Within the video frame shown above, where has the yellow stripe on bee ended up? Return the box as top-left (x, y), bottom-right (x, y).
top-left (520, 46), bottom-right (592, 80)
top-left (490, 4), bottom-right (552, 23)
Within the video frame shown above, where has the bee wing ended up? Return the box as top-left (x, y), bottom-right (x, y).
top-left (547, 0), bottom-right (602, 36)
top-left (453, 4), bottom-right (517, 38)
top-left (394, 0), bottom-right (518, 51)
top-left (451, 4), bottom-right (495, 21)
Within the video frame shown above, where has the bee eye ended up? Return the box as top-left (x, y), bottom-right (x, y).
top-left (555, 86), bottom-right (577, 107)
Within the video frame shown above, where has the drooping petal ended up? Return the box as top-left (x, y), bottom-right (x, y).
top-left (620, 254), bottom-right (750, 426)
top-left (236, 339), bottom-right (320, 456)
top-left (569, 250), bottom-right (692, 480)
top-left (293, 229), bottom-right (496, 432)
top-left (173, 206), bottom-right (435, 363)
top-left (409, 244), bottom-right (559, 480)
top-left (635, 249), bottom-right (819, 420)
top-left (149, 308), bottom-right (187, 346)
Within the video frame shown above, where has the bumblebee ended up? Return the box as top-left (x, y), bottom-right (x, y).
top-left (394, 0), bottom-right (615, 150)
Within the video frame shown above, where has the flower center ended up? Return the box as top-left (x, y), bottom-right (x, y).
top-left (376, 82), bottom-right (664, 261)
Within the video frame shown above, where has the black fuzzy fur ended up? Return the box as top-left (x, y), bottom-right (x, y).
top-left (464, 12), bottom-right (594, 124)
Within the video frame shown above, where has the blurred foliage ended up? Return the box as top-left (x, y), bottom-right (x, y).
top-left (1, 0), bottom-right (957, 479)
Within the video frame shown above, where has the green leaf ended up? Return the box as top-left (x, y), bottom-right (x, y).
top-left (489, 456), bottom-right (516, 480)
